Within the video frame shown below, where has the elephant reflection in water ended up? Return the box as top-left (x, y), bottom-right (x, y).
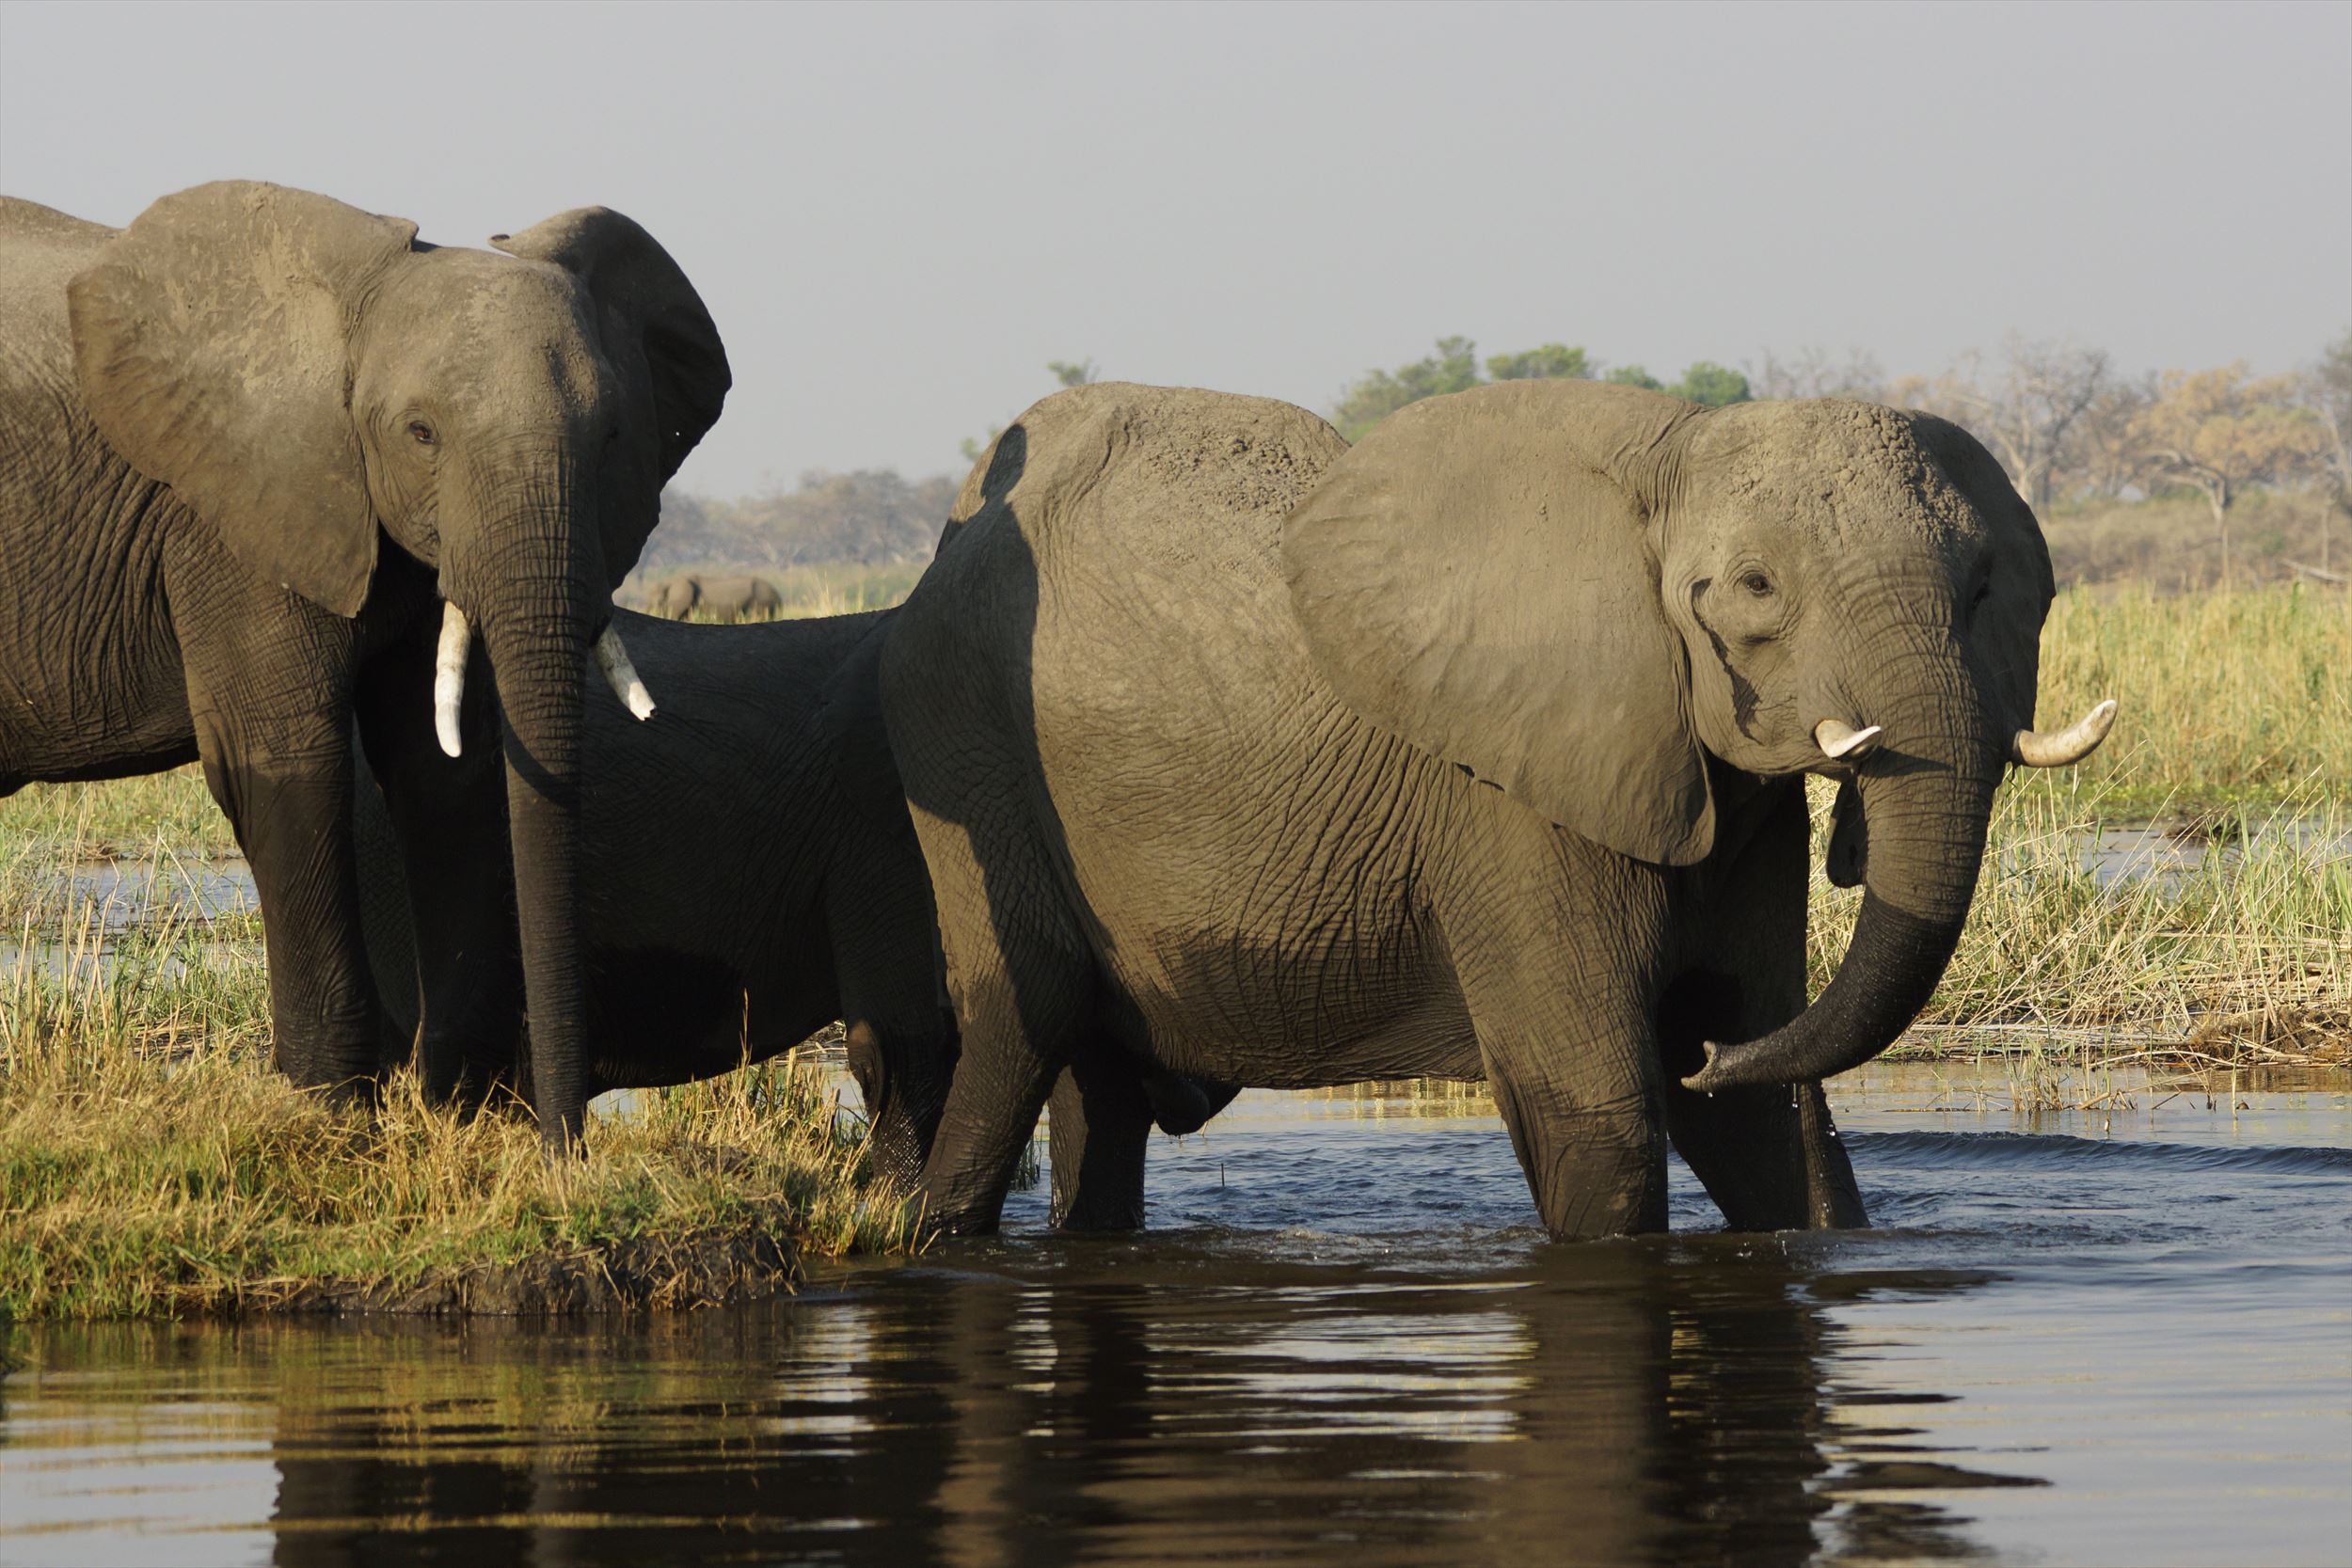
top-left (260, 1254), bottom-right (2007, 1566)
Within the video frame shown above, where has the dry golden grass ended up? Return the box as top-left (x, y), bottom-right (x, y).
top-left (0, 898), bottom-right (914, 1322)
top-left (1809, 780), bottom-right (2349, 1068)
top-left (2027, 583), bottom-right (2349, 812)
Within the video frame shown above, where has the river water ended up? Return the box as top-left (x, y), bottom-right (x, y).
top-left (1, 1067), bottom-right (2344, 1567)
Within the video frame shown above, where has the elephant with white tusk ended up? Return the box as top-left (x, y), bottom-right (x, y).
top-left (0, 182), bottom-right (729, 1150)
top-left (355, 605), bottom-right (1231, 1202)
top-left (883, 381), bottom-right (2116, 1239)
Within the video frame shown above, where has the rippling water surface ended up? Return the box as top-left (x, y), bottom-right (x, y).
top-left (2, 1067), bottom-right (2345, 1567)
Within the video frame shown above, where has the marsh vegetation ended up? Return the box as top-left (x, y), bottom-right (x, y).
top-left (0, 583), bottom-right (2342, 1318)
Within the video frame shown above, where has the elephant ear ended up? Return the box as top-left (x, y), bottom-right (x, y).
top-left (1282, 382), bottom-right (1714, 865)
top-left (1908, 412), bottom-right (2056, 737)
top-left (67, 182), bottom-right (418, 616)
top-left (490, 208), bottom-right (730, 485)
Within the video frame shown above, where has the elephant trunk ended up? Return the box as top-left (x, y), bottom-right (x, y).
top-left (450, 452), bottom-right (607, 1150)
top-left (1684, 661), bottom-right (1999, 1093)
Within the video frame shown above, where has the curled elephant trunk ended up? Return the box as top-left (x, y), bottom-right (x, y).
top-left (1685, 712), bottom-right (2000, 1094)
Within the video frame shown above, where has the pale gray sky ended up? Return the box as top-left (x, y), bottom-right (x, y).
top-left (4, 0), bottom-right (2346, 498)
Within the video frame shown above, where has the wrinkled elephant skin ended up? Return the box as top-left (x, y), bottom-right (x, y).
top-left (0, 183), bottom-right (729, 1149)
top-left (886, 381), bottom-right (2089, 1239)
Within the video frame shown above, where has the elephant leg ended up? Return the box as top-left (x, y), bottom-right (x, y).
top-left (911, 821), bottom-right (1099, 1235)
top-left (920, 943), bottom-right (1089, 1234)
top-left (354, 631), bottom-right (523, 1105)
top-left (1046, 1053), bottom-right (1152, 1232)
top-left (830, 863), bottom-right (960, 1189)
top-left (1438, 850), bottom-right (1672, 1239)
top-left (1661, 782), bottom-right (1867, 1230)
top-left (1476, 1022), bottom-right (1668, 1240)
top-left (176, 589), bottom-right (379, 1093)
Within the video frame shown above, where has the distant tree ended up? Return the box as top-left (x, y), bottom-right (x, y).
top-left (1604, 364), bottom-right (1663, 391)
top-left (2298, 329), bottom-right (2352, 573)
top-left (2058, 374), bottom-right (2157, 501)
top-left (2132, 364), bottom-right (2333, 587)
top-left (1668, 361), bottom-right (1752, 407)
top-left (1749, 347), bottom-right (1886, 403)
top-left (1332, 337), bottom-right (1484, 442)
top-left (1486, 343), bottom-right (1592, 382)
top-left (1890, 338), bottom-right (2114, 511)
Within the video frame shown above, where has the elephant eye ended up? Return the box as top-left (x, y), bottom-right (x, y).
top-left (1740, 571), bottom-right (1774, 597)
top-left (407, 420), bottom-right (437, 447)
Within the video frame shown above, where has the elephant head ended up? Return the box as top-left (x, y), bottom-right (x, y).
top-left (66, 182), bottom-right (729, 1140)
top-left (1283, 380), bottom-right (2113, 1091)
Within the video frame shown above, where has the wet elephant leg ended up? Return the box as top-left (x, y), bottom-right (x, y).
top-left (1439, 845), bottom-right (1674, 1239)
top-left (912, 814), bottom-right (1098, 1234)
top-left (1046, 1053), bottom-right (1152, 1232)
top-left (1477, 1028), bottom-right (1669, 1240)
top-left (1662, 781), bottom-right (1867, 1230)
top-left (829, 852), bottom-right (960, 1191)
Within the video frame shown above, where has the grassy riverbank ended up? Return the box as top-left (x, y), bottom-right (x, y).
top-left (0, 910), bottom-right (914, 1321)
top-left (1808, 781), bottom-right (2349, 1069)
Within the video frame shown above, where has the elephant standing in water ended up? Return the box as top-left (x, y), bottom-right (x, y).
top-left (644, 571), bottom-right (784, 621)
top-left (884, 381), bottom-right (2116, 1237)
top-left (355, 607), bottom-right (1228, 1190)
top-left (0, 183), bottom-right (727, 1148)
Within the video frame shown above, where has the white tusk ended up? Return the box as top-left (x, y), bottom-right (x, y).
top-left (594, 622), bottom-right (656, 721)
top-left (433, 602), bottom-right (470, 759)
top-left (1815, 719), bottom-right (1883, 761)
top-left (2012, 697), bottom-right (2118, 768)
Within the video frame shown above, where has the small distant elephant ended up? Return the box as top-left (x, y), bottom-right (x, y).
top-left (0, 182), bottom-right (729, 1149)
top-left (644, 572), bottom-right (784, 621)
top-left (884, 381), bottom-right (2118, 1238)
top-left (353, 606), bottom-right (1228, 1190)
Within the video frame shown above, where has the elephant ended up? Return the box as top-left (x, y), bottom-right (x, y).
top-left (0, 182), bottom-right (729, 1148)
top-left (351, 607), bottom-right (952, 1180)
top-left (882, 380), bottom-right (2117, 1238)
top-left (351, 605), bottom-right (1229, 1192)
top-left (644, 572), bottom-right (784, 621)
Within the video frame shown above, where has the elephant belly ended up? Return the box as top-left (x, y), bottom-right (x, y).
top-left (1034, 628), bottom-right (1480, 1086)
top-left (1104, 931), bottom-right (1482, 1088)
top-left (0, 484), bottom-right (196, 785)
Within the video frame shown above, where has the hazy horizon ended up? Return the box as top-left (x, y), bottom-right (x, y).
top-left (4, 0), bottom-right (2346, 496)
